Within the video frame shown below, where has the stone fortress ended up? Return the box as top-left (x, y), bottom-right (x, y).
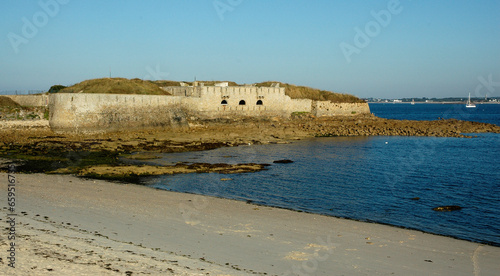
top-left (6, 82), bottom-right (370, 133)
top-left (161, 81), bottom-right (313, 118)
top-left (164, 81), bottom-right (370, 118)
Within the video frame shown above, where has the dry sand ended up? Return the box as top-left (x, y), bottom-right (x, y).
top-left (1, 173), bottom-right (499, 275)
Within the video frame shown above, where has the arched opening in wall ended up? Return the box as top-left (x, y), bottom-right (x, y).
top-left (256, 100), bottom-right (263, 105)
top-left (239, 100), bottom-right (246, 105)
top-left (221, 100), bottom-right (228, 105)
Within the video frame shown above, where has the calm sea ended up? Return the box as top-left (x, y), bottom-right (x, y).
top-left (371, 102), bottom-right (500, 126)
top-left (145, 104), bottom-right (500, 246)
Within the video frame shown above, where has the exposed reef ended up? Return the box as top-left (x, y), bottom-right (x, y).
top-left (1, 115), bottom-right (500, 182)
top-left (433, 206), bottom-right (463, 212)
top-left (76, 163), bottom-right (270, 182)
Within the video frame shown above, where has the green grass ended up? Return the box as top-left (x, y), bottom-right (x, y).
top-left (0, 96), bottom-right (21, 107)
top-left (153, 80), bottom-right (239, 87)
top-left (55, 78), bottom-right (364, 103)
top-left (255, 81), bottom-right (365, 103)
top-left (48, 84), bottom-right (66, 93)
top-left (59, 78), bottom-right (171, 95)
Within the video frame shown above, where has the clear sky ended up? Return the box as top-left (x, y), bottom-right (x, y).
top-left (1, 0), bottom-right (499, 99)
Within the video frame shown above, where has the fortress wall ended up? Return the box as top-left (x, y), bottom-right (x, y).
top-left (313, 101), bottom-right (370, 116)
top-left (161, 87), bottom-right (188, 96)
top-left (178, 86), bottom-right (292, 118)
top-left (200, 86), bottom-right (289, 110)
top-left (48, 91), bottom-right (370, 133)
top-left (161, 86), bottom-right (291, 114)
top-left (161, 87), bottom-right (201, 97)
top-left (287, 99), bottom-right (313, 113)
top-left (5, 94), bottom-right (49, 106)
top-left (198, 107), bottom-right (290, 119)
top-left (49, 93), bottom-right (186, 133)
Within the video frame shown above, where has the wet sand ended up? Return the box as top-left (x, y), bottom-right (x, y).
top-left (1, 173), bottom-right (499, 275)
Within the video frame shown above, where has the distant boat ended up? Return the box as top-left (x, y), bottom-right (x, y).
top-left (411, 99), bottom-right (415, 105)
top-left (466, 93), bottom-right (476, 108)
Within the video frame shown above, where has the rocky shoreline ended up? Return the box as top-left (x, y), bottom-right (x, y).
top-left (1, 115), bottom-right (499, 179)
top-left (75, 163), bottom-right (270, 182)
top-left (305, 117), bottom-right (500, 137)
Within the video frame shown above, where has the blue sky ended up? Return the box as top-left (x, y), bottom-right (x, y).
top-left (1, 0), bottom-right (499, 99)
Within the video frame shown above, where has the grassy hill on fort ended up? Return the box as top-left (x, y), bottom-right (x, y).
top-left (58, 78), bottom-right (171, 95)
top-left (57, 78), bottom-right (364, 103)
top-left (255, 81), bottom-right (365, 103)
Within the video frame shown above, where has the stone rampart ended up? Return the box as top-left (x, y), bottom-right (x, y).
top-left (5, 94), bottom-right (48, 106)
top-left (312, 101), bottom-right (370, 116)
top-left (195, 86), bottom-right (290, 118)
top-left (288, 99), bottom-right (313, 114)
top-left (162, 86), bottom-right (202, 97)
top-left (161, 86), bottom-right (295, 118)
top-left (48, 90), bottom-right (371, 133)
top-left (49, 93), bottom-right (187, 133)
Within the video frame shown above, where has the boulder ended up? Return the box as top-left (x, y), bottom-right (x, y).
top-left (432, 205), bottom-right (462, 212)
top-left (273, 159), bottom-right (294, 164)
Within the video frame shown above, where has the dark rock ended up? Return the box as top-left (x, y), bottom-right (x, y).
top-left (432, 205), bottom-right (462, 212)
top-left (273, 159), bottom-right (294, 164)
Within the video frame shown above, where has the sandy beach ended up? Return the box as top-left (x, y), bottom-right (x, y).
top-left (3, 0), bottom-right (499, 274)
top-left (1, 172), bottom-right (499, 275)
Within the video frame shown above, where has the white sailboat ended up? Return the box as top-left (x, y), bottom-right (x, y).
top-left (466, 93), bottom-right (476, 108)
top-left (411, 99), bottom-right (415, 105)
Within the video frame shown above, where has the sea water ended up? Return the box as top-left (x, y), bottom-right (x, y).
top-left (145, 104), bottom-right (500, 246)
top-left (371, 102), bottom-right (500, 126)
